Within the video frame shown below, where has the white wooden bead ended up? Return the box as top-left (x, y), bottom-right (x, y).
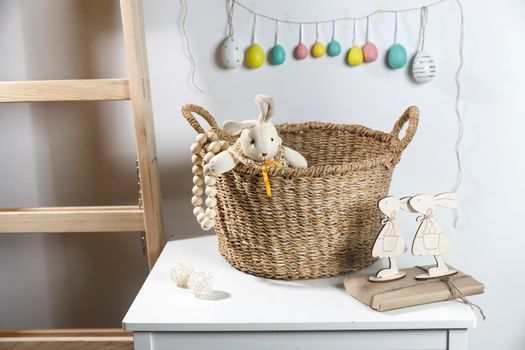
top-left (204, 152), bottom-right (215, 163)
top-left (191, 195), bottom-right (203, 206)
top-left (202, 164), bottom-right (211, 175)
top-left (195, 133), bottom-right (208, 145)
top-left (193, 207), bottom-right (204, 216)
top-left (205, 187), bottom-right (217, 198)
top-left (192, 165), bottom-right (203, 176)
top-left (220, 141), bottom-right (229, 151)
top-left (201, 222), bottom-right (214, 231)
top-left (207, 141), bottom-right (221, 153)
top-left (201, 217), bottom-right (212, 228)
top-left (197, 212), bottom-right (206, 223)
top-left (205, 208), bottom-right (216, 219)
top-left (193, 175), bottom-right (203, 186)
top-left (190, 143), bottom-right (202, 154)
top-left (204, 175), bottom-right (216, 186)
top-left (192, 185), bottom-right (203, 196)
top-left (191, 154), bottom-right (202, 164)
top-left (207, 131), bottom-right (218, 142)
top-left (205, 197), bottom-right (217, 208)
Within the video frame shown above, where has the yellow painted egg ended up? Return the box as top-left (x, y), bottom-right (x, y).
top-left (244, 44), bottom-right (265, 68)
top-left (311, 41), bottom-right (326, 58)
top-left (347, 46), bottom-right (364, 67)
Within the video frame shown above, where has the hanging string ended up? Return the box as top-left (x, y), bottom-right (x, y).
top-left (226, 0), bottom-right (235, 37)
top-left (352, 19), bottom-right (357, 46)
top-left (366, 16), bottom-right (371, 43)
top-left (393, 11), bottom-right (399, 44)
top-left (452, 0), bottom-right (467, 228)
top-left (315, 22), bottom-right (320, 41)
top-left (180, 0), bottom-right (203, 93)
top-left (418, 7), bottom-right (429, 51)
top-left (274, 20), bottom-right (279, 45)
top-left (331, 20), bottom-right (336, 41)
top-left (233, 0), bottom-right (450, 24)
top-left (251, 12), bottom-right (257, 44)
top-left (298, 23), bottom-right (303, 43)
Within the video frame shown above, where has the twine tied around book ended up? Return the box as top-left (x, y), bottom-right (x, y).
top-left (368, 267), bottom-right (486, 320)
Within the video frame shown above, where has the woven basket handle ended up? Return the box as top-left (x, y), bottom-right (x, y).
top-left (181, 104), bottom-right (219, 134)
top-left (390, 106), bottom-right (419, 154)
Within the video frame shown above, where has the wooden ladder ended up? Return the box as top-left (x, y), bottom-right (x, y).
top-left (0, 0), bottom-right (164, 269)
top-left (0, 1), bottom-right (163, 348)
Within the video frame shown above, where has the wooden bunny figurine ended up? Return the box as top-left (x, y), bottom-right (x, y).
top-left (401, 193), bottom-right (459, 280)
top-left (369, 196), bottom-right (408, 282)
top-left (208, 94), bottom-right (307, 175)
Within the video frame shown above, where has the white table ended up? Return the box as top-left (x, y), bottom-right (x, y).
top-left (123, 235), bottom-right (477, 350)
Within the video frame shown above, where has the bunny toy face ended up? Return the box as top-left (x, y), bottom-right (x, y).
top-left (222, 94), bottom-right (283, 162)
top-left (378, 196), bottom-right (400, 218)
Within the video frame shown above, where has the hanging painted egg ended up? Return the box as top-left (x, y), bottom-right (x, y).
top-left (327, 40), bottom-right (341, 57)
top-left (220, 36), bottom-right (243, 68)
top-left (347, 47), bottom-right (364, 66)
top-left (270, 45), bottom-right (286, 65)
top-left (293, 43), bottom-right (308, 60)
top-left (311, 42), bottom-right (326, 58)
top-left (245, 44), bottom-right (265, 69)
top-left (362, 42), bottom-right (378, 63)
top-left (387, 44), bottom-right (407, 69)
top-left (412, 51), bottom-right (436, 84)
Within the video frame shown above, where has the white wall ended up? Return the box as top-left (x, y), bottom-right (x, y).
top-left (1, 0), bottom-right (523, 349)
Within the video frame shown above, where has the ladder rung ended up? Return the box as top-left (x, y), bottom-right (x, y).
top-left (0, 79), bottom-right (130, 103)
top-left (0, 206), bottom-right (144, 233)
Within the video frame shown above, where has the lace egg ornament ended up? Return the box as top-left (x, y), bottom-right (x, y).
top-left (170, 262), bottom-right (194, 288)
top-left (187, 271), bottom-right (213, 297)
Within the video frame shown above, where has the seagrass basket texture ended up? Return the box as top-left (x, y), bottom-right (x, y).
top-left (182, 105), bottom-right (419, 280)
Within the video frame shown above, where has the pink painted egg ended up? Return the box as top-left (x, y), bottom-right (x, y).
top-left (362, 42), bottom-right (378, 63)
top-left (293, 43), bottom-right (308, 60)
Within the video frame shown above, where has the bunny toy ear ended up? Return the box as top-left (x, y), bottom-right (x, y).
top-left (222, 120), bottom-right (257, 136)
top-left (255, 94), bottom-right (275, 124)
top-left (399, 196), bottom-right (417, 213)
top-left (434, 192), bottom-right (459, 208)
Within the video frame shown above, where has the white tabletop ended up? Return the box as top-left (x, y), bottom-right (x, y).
top-left (123, 235), bottom-right (476, 332)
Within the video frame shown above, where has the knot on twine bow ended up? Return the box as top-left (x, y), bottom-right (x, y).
top-left (261, 160), bottom-right (283, 197)
top-left (440, 275), bottom-right (487, 320)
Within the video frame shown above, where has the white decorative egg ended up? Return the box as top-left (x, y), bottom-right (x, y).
top-left (221, 36), bottom-right (243, 69)
top-left (412, 51), bottom-right (436, 84)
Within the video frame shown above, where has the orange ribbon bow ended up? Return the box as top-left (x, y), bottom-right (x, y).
top-left (261, 160), bottom-right (283, 197)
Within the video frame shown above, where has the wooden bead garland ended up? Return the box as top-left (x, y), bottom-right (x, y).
top-left (190, 131), bottom-right (220, 230)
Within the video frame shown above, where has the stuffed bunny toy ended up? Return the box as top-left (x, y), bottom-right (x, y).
top-left (208, 94), bottom-right (307, 175)
top-left (401, 192), bottom-right (459, 280)
top-left (190, 94), bottom-right (307, 230)
top-left (369, 196), bottom-right (408, 282)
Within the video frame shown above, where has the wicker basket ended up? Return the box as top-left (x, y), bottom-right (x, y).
top-left (182, 105), bottom-right (419, 280)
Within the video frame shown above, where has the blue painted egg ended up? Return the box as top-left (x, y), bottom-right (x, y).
top-left (387, 44), bottom-right (407, 69)
top-left (327, 40), bottom-right (341, 57)
top-left (270, 45), bottom-right (286, 65)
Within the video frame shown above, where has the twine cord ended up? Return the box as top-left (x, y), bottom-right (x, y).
top-left (180, 0), bottom-right (203, 93)
top-left (226, 0), bottom-right (235, 36)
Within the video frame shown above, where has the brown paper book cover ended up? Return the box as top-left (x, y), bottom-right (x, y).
top-left (344, 266), bottom-right (485, 312)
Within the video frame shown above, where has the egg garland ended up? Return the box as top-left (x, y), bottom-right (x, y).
top-left (347, 19), bottom-right (364, 67)
top-left (362, 16), bottom-right (378, 63)
top-left (269, 21), bottom-right (286, 65)
top-left (311, 23), bottom-right (326, 58)
top-left (220, 1), bottom-right (243, 69)
top-left (412, 7), bottom-right (436, 83)
top-left (245, 14), bottom-right (264, 68)
top-left (387, 12), bottom-right (408, 69)
top-left (190, 131), bottom-right (229, 230)
top-left (327, 21), bottom-right (342, 57)
top-left (293, 24), bottom-right (308, 60)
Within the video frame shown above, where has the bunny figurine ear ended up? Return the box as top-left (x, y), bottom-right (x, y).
top-left (434, 192), bottom-right (459, 208)
top-left (255, 94), bottom-right (275, 124)
top-left (400, 196), bottom-right (417, 213)
top-left (222, 120), bottom-right (257, 136)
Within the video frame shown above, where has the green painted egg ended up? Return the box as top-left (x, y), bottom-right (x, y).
top-left (387, 44), bottom-right (407, 69)
top-left (270, 45), bottom-right (286, 65)
top-left (327, 40), bottom-right (341, 57)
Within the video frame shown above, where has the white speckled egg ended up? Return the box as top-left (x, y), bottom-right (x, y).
top-left (412, 51), bottom-right (436, 84)
top-left (221, 36), bottom-right (243, 69)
